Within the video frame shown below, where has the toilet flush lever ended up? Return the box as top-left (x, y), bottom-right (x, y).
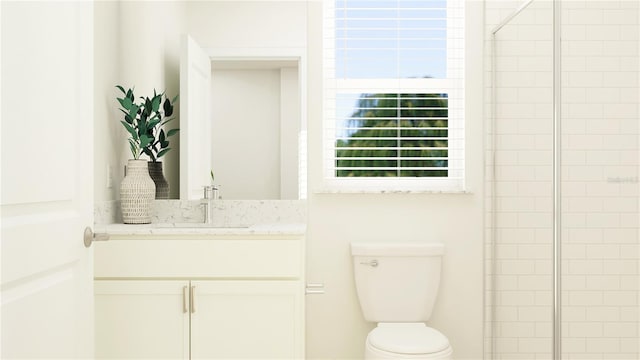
top-left (360, 259), bottom-right (378, 267)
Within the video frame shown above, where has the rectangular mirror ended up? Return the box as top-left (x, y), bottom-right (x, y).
top-left (211, 59), bottom-right (301, 200)
top-left (180, 36), bottom-right (306, 200)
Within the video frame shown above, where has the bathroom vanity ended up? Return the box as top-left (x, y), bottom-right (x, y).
top-left (93, 222), bottom-right (306, 359)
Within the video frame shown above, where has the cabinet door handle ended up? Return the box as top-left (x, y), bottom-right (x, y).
top-left (182, 286), bottom-right (188, 313)
top-left (190, 285), bottom-right (196, 313)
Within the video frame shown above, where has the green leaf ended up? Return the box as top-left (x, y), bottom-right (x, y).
top-left (148, 118), bottom-right (161, 130)
top-left (128, 139), bottom-right (139, 159)
top-left (115, 85), bottom-right (126, 94)
top-left (163, 98), bottom-right (174, 117)
top-left (159, 129), bottom-right (166, 144)
top-left (156, 148), bottom-right (171, 158)
top-left (151, 94), bottom-right (162, 112)
top-left (128, 104), bottom-right (139, 119)
top-left (126, 89), bottom-right (134, 102)
top-left (139, 134), bottom-right (152, 148)
top-left (160, 117), bottom-right (174, 126)
top-left (117, 96), bottom-right (132, 110)
top-left (171, 94), bottom-right (179, 103)
top-left (121, 121), bottom-right (138, 140)
top-left (167, 128), bottom-right (180, 137)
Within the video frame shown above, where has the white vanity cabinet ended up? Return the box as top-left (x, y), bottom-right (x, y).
top-left (95, 280), bottom-right (190, 359)
top-left (93, 231), bottom-right (305, 359)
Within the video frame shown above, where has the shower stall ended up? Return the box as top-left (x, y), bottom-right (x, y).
top-left (485, 0), bottom-right (639, 359)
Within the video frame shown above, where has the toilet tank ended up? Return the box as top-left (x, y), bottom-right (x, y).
top-left (351, 242), bottom-right (444, 323)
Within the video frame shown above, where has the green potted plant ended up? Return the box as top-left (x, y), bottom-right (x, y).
top-left (116, 85), bottom-right (155, 223)
top-left (116, 85), bottom-right (179, 200)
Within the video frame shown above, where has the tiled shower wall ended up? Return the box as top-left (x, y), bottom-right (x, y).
top-left (485, 1), bottom-right (639, 359)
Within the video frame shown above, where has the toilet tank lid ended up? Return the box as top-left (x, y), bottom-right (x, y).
top-left (350, 243), bottom-right (444, 256)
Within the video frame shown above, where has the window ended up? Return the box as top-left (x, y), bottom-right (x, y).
top-left (323, 0), bottom-right (465, 192)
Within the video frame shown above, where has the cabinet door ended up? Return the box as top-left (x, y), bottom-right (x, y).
top-left (190, 281), bottom-right (304, 359)
top-left (95, 280), bottom-right (190, 359)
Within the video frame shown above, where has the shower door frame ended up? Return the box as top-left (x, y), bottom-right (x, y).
top-left (489, 0), bottom-right (562, 358)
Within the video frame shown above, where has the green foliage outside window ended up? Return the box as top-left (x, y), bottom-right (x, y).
top-left (336, 93), bottom-right (449, 177)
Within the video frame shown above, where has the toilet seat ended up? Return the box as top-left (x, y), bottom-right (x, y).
top-left (366, 323), bottom-right (452, 358)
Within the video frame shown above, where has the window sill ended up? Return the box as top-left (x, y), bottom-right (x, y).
top-left (313, 186), bottom-right (472, 195)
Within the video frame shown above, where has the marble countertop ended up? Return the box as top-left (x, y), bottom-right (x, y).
top-left (96, 222), bottom-right (306, 237)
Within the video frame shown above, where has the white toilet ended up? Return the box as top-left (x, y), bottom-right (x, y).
top-left (351, 242), bottom-right (453, 359)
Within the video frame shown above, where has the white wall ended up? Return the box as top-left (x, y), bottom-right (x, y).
top-left (94, 1), bottom-right (186, 201)
top-left (94, 1), bottom-right (121, 201)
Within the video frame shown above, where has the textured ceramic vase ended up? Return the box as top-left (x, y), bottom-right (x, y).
top-left (148, 161), bottom-right (169, 199)
top-left (120, 159), bottom-right (156, 224)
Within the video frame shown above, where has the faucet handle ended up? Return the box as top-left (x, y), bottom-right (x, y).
top-left (203, 185), bottom-right (214, 199)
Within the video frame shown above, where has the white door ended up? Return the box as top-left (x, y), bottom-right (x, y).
top-left (1, 1), bottom-right (94, 358)
top-left (180, 34), bottom-right (212, 200)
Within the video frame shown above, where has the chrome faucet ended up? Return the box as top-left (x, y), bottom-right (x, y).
top-left (202, 185), bottom-right (221, 223)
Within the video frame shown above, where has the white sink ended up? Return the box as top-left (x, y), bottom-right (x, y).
top-left (155, 223), bottom-right (250, 229)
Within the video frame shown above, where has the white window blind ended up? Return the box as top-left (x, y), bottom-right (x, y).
top-left (323, 0), bottom-right (465, 192)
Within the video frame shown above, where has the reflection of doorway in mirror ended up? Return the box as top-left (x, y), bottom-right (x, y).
top-left (211, 61), bottom-right (301, 200)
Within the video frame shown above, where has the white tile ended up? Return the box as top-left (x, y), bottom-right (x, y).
top-left (603, 228), bottom-right (639, 243)
top-left (569, 259), bottom-right (604, 275)
top-left (517, 244), bottom-right (552, 259)
top-left (603, 259), bottom-right (638, 275)
top-left (518, 212), bottom-right (553, 228)
top-left (569, 290), bottom-right (604, 306)
top-left (569, 321), bottom-right (603, 337)
top-left (499, 321), bottom-right (535, 337)
top-left (603, 197), bottom-right (638, 213)
top-left (563, 24), bottom-right (587, 41)
top-left (586, 275), bottom-right (621, 290)
top-left (567, 228), bottom-right (603, 243)
top-left (567, 196), bottom-right (604, 212)
top-left (518, 338), bottom-right (550, 353)
top-left (585, 338), bottom-right (621, 353)
top-left (501, 291), bottom-right (536, 306)
top-left (500, 259), bottom-right (536, 275)
top-left (568, 9), bottom-right (604, 25)
top-left (603, 9), bottom-right (639, 25)
top-left (518, 275), bottom-right (553, 290)
top-left (586, 243), bottom-right (621, 258)
top-left (603, 291), bottom-right (638, 306)
top-left (603, 103), bottom-right (639, 119)
top-left (517, 306), bottom-right (552, 321)
top-left (566, 41), bottom-right (605, 57)
top-left (585, 25), bottom-right (621, 41)
top-left (585, 87), bottom-right (621, 103)
top-left (563, 274), bottom-right (587, 289)
top-left (603, 72), bottom-right (639, 88)
top-left (567, 71), bottom-right (604, 87)
top-left (562, 305), bottom-right (587, 322)
top-left (585, 306), bottom-right (620, 321)
top-left (562, 338), bottom-right (587, 353)
top-left (604, 322), bottom-right (638, 337)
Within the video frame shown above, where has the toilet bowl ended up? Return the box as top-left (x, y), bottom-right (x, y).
top-left (350, 243), bottom-right (452, 359)
top-left (365, 323), bottom-right (453, 359)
